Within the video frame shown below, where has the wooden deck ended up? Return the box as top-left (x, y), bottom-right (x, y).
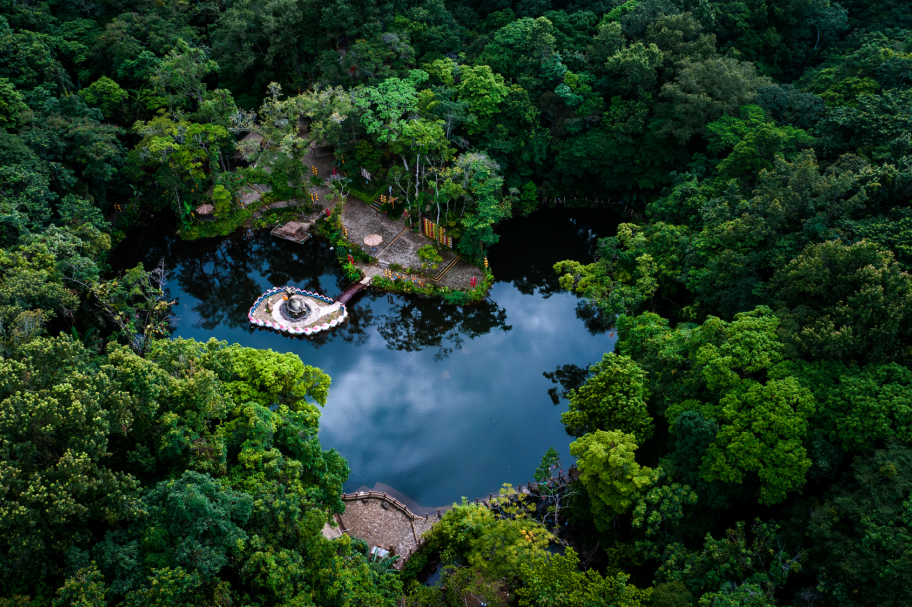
top-left (270, 224), bottom-right (312, 244)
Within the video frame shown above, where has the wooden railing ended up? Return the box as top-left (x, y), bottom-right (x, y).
top-left (341, 490), bottom-right (445, 521)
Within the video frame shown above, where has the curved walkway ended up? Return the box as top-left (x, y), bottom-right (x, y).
top-left (327, 469), bottom-right (579, 568)
top-left (335, 491), bottom-right (442, 568)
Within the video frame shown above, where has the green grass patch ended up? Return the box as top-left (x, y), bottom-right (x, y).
top-left (179, 209), bottom-right (252, 240)
top-left (251, 206), bottom-right (314, 230)
top-left (371, 270), bottom-right (494, 304)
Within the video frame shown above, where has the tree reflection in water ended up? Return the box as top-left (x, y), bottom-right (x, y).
top-left (113, 219), bottom-right (509, 352)
top-left (490, 207), bottom-right (608, 298)
top-left (112, 206), bottom-right (617, 355)
top-left (375, 295), bottom-right (511, 360)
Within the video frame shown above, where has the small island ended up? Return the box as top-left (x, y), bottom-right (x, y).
top-left (248, 286), bottom-right (347, 335)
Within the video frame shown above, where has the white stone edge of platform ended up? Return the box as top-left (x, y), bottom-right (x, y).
top-left (248, 286), bottom-right (347, 335)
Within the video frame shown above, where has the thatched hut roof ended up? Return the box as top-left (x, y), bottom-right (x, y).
top-left (279, 221), bottom-right (306, 236)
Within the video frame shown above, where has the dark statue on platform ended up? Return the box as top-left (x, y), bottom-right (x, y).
top-left (282, 287), bottom-right (310, 319)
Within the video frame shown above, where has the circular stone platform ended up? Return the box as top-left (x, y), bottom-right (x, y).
top-left (248, 286), bottom-right (348, 335)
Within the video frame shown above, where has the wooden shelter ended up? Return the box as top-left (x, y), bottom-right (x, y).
top-left (271, 221), bottom-right (311, 244)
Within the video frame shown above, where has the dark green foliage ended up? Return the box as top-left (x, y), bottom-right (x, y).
top-left (771, 240), bottom-right (912, 363)
top-left (95, 471), bottom-right (253, 595)
top-left (3, 0), bottom-right (912, 605)
top-left (803, 444), bottom-right (912, 607)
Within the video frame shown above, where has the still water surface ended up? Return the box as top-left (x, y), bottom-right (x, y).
top-left (116, 208), bottom-right (619, 511)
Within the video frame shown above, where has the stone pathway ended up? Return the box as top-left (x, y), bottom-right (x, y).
top-left (340, 196), bottom-right (484, 290)
top-left (335, 491), bottom-right (444, 568)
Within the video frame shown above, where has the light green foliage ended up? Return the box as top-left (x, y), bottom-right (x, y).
top-left (0, 332), bottom-right (364, 602)
top-left (819, 76), bottom-right (880, 108)
top-left (0, 241), bottom-right (78, 341)
top-left (0, 78), bottom-right (27, 128)
top-left (54, 564), bottom-right (107, 607)
top-left (422, 501), bottom-right (552, 582)
top-left (534, 447), bottom-right (560, 483)
top-left (632, 476), bottom-right (698, 537)
top-left (563, 352), bottom-right (653, 442)
top-left (78, 76), bottom-right (128, 119)
top-left (518, 548), bottom-right (653, 607)
top-left (456, 64), bottom-right (508, 135)
top-left (219, 343), bottom-right (331, 411)
top-left (210, 184), bottom-right (233, 218)
top-left (0, 337), bottom-right (144, 592)
top-left (691, 308), bottom-right (784, 392)
top-left (417, 244), bottom-right (443, 269)
top-left (604, 0), bottom-right (640, 23)
top-left (134, 113), bottom-right (233, 214)
top-left (356, 70), bottom-right (428, 143)
top-left (555, 223), bottom-right (680, 318)
top-left (151, 39), bottom-right (219, 109)
top-left (621, 307), bottom-right (817, 505)
top-left (570, 430), bottom-right (656, 529)
top-left (455, 152), bottom-right (510, 256)
top-left (647, 581), bottom-right (693, 607)
top-left (83, 262), bottom-right (175, 356)
top-left (702, 377), bottom-right (815, 505)
top-left (423, 57), bottom-right (457, 87)
top-left (705, 104), bottom-right (814, 182)
top-left (605, 42), bottom-right (664, 94)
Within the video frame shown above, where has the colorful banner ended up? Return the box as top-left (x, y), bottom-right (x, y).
top-left (422, 218), bottom-right (453, 248)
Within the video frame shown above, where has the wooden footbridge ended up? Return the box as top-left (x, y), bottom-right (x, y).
top-left (337, 276), bottom-right (372, 305)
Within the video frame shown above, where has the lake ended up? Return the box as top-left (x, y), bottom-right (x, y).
top-left (115, 207), bottom-right (619, 511)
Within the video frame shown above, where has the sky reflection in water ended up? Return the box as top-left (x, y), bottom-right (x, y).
top-left (117, 208), bottom-right (619, 510)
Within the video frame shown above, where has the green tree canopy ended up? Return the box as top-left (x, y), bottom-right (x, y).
top-left (563, 352), bottom-right (653, 442)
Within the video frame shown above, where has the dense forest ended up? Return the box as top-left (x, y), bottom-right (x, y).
top-left (2, 0), bottom-right (912, 604)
